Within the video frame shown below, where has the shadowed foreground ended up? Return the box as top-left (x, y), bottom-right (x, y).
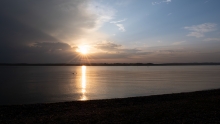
top-left (1, 89), bottom-right (220, 123)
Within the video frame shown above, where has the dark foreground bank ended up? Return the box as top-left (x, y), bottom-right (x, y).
top-left (1, 89), bottom-right (220, 124)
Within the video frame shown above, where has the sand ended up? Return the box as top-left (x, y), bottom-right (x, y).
top-left (1, 89), bottom-right (220, 123)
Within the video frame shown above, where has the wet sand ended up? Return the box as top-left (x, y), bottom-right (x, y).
top-left (1, 89), bottom-right (220, 123)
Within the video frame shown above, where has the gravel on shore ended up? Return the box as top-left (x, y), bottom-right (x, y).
top-left (1, 89), bottom-right (220, 123)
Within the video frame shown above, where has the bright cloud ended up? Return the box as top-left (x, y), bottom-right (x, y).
top-left (88, 2), bottom-right (116, 30)
top-left (184, 23), bottom-right (217, 38)
top-left (116, 24), bottom-right (126, 32)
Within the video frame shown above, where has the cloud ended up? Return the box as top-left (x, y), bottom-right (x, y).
top-left (1, 0), bottom-right (102, 43)
top-left (87, 42), bottom-right (220, 63)
top-left (0, 0), bottom-right (116, 63)
top-left (0, 41), bottom-right (77, 63)
top-left (94, 41), bottom-right (140, 53)
top-left (31, 42), bottom-right (73, 52)
top-left (94, 42), bottom-right (121, 52)
top-left (88, 2), bottom-right (116, 30)
top-left (152, 0), bottom-right (171, 5)
top-left (116, 24), bottom-right (126, 32)
top-left (1, 0), bottom-right (115, 36)
top-left (172, 41), bottom-right (185, 45)
top-left (157, 49), bottom-right (185, 54)
top-left (110, 19), bottom-right (126, 24)
top-left (203, 38), bottom-right (220, 42)
top-left (110, 19), bottom-right (126, 32)
top-left (184, 23), bottom-right (217, 38)
top-left (164, 0), bottom-right (172, 3)
top-left (165, 0), bottom-right (171, 3)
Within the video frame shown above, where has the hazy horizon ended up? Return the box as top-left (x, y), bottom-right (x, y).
top-left (1, 62), bottom-right (220, 64)
top-left (1, 0), bottom-right (220, 63)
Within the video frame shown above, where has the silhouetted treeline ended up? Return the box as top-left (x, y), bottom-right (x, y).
top-left (1, 62), bottom-right (220, 66)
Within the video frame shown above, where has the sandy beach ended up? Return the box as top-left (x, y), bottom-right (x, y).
top-left (1, 89), bottom-right (220, 123)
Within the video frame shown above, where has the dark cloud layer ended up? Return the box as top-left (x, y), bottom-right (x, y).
top-left (95, 42), bottom-right (121, 52)
top-left (0, 0), bottom-right (94, 63)
top-left (0, 0), bottom-right (94, 39)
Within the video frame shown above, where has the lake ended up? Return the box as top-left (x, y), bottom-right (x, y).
top-left (1, 65), bottom-right (220, 105)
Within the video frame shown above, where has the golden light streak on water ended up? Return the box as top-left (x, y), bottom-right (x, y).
top-left (80, 66), bottom-right (87, 101)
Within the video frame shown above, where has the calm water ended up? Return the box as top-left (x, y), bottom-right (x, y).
top-left (0, 66), bottom-right (220, 105)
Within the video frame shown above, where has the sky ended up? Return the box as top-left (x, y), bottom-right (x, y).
top-left (1, 0), bottom-right (220, 63)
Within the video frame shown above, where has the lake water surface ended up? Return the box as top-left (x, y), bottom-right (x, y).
top-left (1, 66), bottom-right (220, 105)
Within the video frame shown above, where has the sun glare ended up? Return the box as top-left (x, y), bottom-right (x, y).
top-left (73, 45), bottom-right (92, 64)
top-left (78, 45), bottom-right (88, 55)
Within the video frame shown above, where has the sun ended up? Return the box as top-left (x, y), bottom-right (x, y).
top-left (78, 45), bottom-right (89, 55)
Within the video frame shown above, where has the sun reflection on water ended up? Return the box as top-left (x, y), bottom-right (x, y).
top-left (80, 66), bottom-right (87, 101)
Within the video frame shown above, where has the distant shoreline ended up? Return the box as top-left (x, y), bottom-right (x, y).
top-left (1, 62), bottom-right (220, 66)
top-left (1, 89), bottom-right (220, 123)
